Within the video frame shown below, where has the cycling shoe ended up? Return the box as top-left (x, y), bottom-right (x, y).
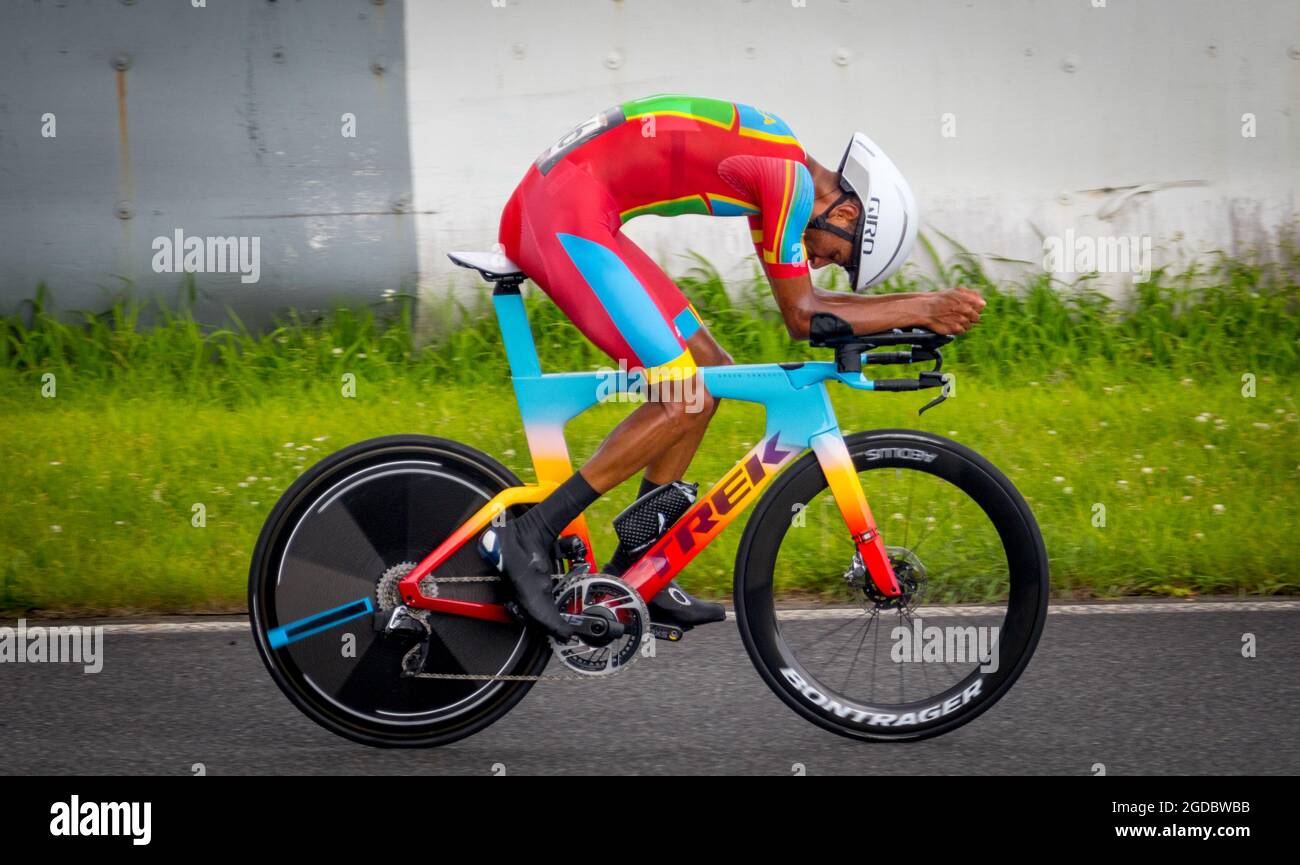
top-left (479, 521), bottom-right (575, 640)
top-left (648, 580), bottom-right (727, 630)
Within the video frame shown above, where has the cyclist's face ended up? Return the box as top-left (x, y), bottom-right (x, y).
top-left (803, 228), bottom-right (853, 271)
top-left (803, 198), bottom-right (860, 271)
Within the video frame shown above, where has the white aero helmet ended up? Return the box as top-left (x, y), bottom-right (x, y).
top-left (811, 131), bottom-right (919, 292)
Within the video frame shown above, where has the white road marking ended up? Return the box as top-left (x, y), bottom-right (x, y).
top-left (99, 621), bottom-right (251, 635)
top-left (771, 600), bottom-right (1300, 621)
top-left (75, 599), bottom-right (1300, 636)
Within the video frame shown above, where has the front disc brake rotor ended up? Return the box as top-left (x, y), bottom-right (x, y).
top-left (848, 546), bottom-right (928, 613)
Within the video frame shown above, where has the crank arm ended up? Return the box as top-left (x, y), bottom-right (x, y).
top-left (560, 612), bottom-right (626, 641)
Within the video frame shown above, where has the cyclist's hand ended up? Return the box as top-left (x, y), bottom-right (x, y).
top-left (923, 287), bottom-right (985, 335)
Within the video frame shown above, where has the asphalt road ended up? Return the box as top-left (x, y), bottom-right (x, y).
top-left (2, 602), bottom-right (1297, 775)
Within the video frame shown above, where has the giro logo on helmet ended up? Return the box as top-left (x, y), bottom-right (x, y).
top-left (862, 197), bottom-right (880, 254)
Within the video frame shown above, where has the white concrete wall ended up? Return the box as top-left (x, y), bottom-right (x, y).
top-left (0, 0), bottom-right (415, 324)
top-left (405, 0), bottom-right (1299, 302)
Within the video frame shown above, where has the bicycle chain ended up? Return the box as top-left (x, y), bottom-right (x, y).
top-left (412, 671), bottom-right (591, 682)
top-left (406, 575), bottom-right (610, 683)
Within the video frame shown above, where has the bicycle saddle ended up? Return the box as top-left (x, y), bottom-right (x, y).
top-left (448, 250), bottom-right (526, 284)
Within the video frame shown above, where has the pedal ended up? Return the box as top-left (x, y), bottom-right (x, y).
top-left (650, 622), bottom-right (685, 642)
top-left (554, 534), bottom-right (591, 575)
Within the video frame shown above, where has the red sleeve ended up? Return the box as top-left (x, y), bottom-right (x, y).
top-left (718, 155), bottom-right (815, 279)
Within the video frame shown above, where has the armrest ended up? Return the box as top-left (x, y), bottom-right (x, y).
top-left (808, 312), bottom-right (954, 352)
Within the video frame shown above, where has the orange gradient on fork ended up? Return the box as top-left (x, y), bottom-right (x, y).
top-left (810, 432), bottom-right (900, 596)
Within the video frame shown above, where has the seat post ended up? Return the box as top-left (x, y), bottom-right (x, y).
top-left (490, 279), bottom-right (542, 378)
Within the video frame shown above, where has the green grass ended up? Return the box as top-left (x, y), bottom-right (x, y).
top-left (5, 247), bottom-right (1299, 396)
top-left (1, 251), bottom-right (1297, 614)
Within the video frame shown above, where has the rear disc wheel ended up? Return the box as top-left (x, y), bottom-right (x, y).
top-left (249, 435), bottom-right (549, 748)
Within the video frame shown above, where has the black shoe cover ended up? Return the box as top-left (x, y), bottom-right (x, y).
top-left (479, 518), bottom-right (575, 640)
top-left (648, 580), bottom-right (727, 629)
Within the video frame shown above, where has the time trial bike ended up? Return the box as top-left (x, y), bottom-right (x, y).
top-left (248, 249), bottom-right (1049, 747)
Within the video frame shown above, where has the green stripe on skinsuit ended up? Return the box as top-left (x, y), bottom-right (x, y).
top-left (620, 94), bottom-right (736, 128)
top-left (620, 195), bottom-right (711, 223)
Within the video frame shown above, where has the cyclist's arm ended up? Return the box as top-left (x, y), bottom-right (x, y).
top-left (770, 275), bottom-right (984, 338)
top-left (718, 154), bottom-right (982, 337)
top-left (718, 155), bottom-right (814, 280)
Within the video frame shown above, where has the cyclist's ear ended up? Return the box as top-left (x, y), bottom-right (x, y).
top-left (828, 196), bottom-right (861, 227)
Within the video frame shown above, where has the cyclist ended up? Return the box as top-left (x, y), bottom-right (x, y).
top-left (481, 94), bottom-right (985, 638)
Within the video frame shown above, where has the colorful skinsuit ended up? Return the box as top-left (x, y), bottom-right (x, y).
top-left (499, 94), bottom-right (813, 382)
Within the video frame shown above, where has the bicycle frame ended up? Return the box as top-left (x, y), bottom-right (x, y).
top-left (396, 285), bottom-right (901, 621)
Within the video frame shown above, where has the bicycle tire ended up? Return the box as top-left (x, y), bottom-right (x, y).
top-left (249, 434), bottom-right (549, 748)
top-left (734, 429), bottom-right (1049, 742)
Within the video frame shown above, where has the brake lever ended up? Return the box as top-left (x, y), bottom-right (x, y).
top-left (918, 392), bottom-right (947, 416)
top-left (917, 371), bottom-right (950, 416)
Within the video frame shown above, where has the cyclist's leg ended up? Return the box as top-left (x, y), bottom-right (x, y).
top-left (578, 256), bottom-right (730, 625)
top-left (527, 226), bottom-right (728, 627)
top-left (502, 167), bottom-right (717, 493)
top-left (593, 228), bottom-right (735, 485)
top-left (488, 167), bottom-right (716, 635)
top-left (644, 325), bottom-right (733, 484)
top-left (552, 231), bottom-right (716, 492)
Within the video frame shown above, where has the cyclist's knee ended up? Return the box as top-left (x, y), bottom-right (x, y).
top-left (686, 332), bottom-right (733, 368)
top-left (685, 378), bottom-right (716, 419)
top-left (653, 378), bottom-right (714, 431)
top-left (698, 344), bottom-right (734, 368)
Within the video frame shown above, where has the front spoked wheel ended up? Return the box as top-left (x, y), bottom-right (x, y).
top-left (249, 435), bottom-right (550, 748)
top-left (735, 430), bottom-right (1048, 741)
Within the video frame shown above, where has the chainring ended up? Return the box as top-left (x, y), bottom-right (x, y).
top-left (548, 574), bottom-right (649, 677)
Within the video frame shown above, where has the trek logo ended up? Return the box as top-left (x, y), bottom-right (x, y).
top-left (861, 196), bottom-right (881, 254)
top-left (863, 447), bottom-right (937, 463)
top-left (641, 435), bottom-right (794, 574)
